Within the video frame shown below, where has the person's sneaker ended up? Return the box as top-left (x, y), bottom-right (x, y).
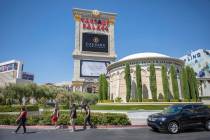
top-left (90, 125), bottom-right (97, 129)
top-left (70, 129), bottom-right (75, 132)
top-left (12, 131), bottom-right (17, 134)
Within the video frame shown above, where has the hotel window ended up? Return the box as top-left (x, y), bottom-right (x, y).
top-left (3, 65), bottom-right (7, 71)
top-left (7, 64), bottom-right (13, 71)
top-left (0, 66), bottom-right (3, 72)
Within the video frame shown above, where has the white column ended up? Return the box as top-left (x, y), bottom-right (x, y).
top-left (177, 78), bottom-right (182, 99)
top-left (147, 70), bottom-right (152, 99)
top-left (109, 24), bottom-right (116, 58)
top-left (74, 20), bottom-right (80, 53)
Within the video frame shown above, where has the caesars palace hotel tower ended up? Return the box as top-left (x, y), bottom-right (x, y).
top-left (72, 8), bottom-right (117, 93)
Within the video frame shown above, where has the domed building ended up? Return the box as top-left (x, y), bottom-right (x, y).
top-left (107, 52), bottom-right (185, 102)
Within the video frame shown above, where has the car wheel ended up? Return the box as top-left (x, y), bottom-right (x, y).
top-left (167, 121), bottom-right (179, 134)
top-left (205, 120), bottom-right (210, 131)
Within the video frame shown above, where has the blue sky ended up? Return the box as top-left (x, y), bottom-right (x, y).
top-left (0, 0), bottom-right (210, 83)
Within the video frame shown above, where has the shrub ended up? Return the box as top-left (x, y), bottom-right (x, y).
top-left (98, 100), bottom-right (114, 103)
top-left (114, 97), bottom-right (122, 103)
top-left (160, 99), bottom-right (170, 102)
top-left (129, 99), bottom-right (139, 102)
top-left (190, 99), bottom-right (198, 102)
top-left (142, 99), bottom-right (154, 102)
top-left (0, 105), bottom-right (39, 112)
top-left (27, 116), bottom-right (40, 125)
top-left (199, 96), bottom-right (210, 99)
top-left (181, 99), bottom-right (190, 102)
top-left (0, 111), bottom-right (131, 126)
top-left (91, 105), bottom-right (170, 110)
top-left (170, 99), bottom-right (180, 102)
top-left (0, 114), bottom-right (17, 125)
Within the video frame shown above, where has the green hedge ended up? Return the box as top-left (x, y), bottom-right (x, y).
top-left (199, 96), bottom-right (210, 99)
top-left (98, 100), bottom-right (114, 103)
top-left (91, 104), bottom-right (210, 111)
top-left (90, 105), bottom-right (170, 110)
top-left (0, 105), bottom-right (39, 112)
top-left (0, 111), bottom-right (131, 126)
top-left (170, 99), bottom-right (180, 102)
top-left (142, 99), bottom-right (154, 102)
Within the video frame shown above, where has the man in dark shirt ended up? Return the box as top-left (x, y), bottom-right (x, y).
top-left (83, 105), bottom-right (94, 129)
top-left (70, 104), bottom-right (77, 132)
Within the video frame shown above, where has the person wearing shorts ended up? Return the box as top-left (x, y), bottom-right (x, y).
top-left (51, 106), bottom-right (59, 128)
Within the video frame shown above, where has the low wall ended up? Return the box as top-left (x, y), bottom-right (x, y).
top-left (97, 102), bottom-right (203, 106)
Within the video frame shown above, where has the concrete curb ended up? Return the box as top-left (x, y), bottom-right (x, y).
top-left (0, 125), bottom-right (148, 130)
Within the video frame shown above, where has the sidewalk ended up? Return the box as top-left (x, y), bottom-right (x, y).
top-left (92, 110), bottom-right (162, 125)
top-left (0, 125), bottom-right (148, 130)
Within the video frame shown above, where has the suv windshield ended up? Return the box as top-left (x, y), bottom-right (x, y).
top-left (163, 105), bottom-right (183, 114)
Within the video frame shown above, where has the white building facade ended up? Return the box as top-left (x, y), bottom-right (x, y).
top-left (107, 52), bottom-right (184, 102)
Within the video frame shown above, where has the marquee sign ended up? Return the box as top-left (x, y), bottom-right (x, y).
top-left (81, 18), bottom-right (109, 32)
top-left (181, 49), bottom-right (210, 78)
top-left (80, 60), bottom-right (110, 77)
top-left (82, 33), bottom-right (108, 52)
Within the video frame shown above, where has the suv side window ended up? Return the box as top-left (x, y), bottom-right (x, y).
top-left (183, 105), bottom-right (194, 114)
top-left (183, 105), bottom-right (193, 110)
top-left (193, 105), bottom-right (208, 113)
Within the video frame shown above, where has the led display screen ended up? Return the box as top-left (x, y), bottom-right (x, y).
top-left (80, 60), bottom-right (110, 77)
top-left (82, 33), bottom-right (108, 52)
top-left (22, 72), bottom-right (34, 81)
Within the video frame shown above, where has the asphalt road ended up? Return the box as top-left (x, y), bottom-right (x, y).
top-left (0, 127), bottom-right (210, 140)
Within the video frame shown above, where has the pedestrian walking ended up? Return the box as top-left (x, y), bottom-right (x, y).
top-left (70, 104), bottom-right (77, 132)
top-left (83, 104), bottom-right (95, 129)
top-left (51, 105), bottom-right (59, 128)
top-left (14, 107), bottom-right (27, 134)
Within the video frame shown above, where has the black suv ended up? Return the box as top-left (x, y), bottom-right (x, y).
top-left (147, 104), bottom-right (210, 134)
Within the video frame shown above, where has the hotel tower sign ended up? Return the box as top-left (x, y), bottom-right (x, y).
top-left (72, 8), bottom-right (117, 93)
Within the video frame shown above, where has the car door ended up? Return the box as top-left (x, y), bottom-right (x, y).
top-left (180, 105), bottom-right (197, 128)
top-left (193, 105), bottom-right (208, 125)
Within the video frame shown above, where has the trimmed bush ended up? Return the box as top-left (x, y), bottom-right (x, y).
top-left (170, 99), bottom-right (180, 102)
top-left (91, 105), bottom-right (170, 110)
top-left (181, 99), bottom-right (190, 102)
top-left (98, 100), bottom-right (114, 103)
top-left (129, 99), bottom-right (139, 102)
top-left (0, 111), bottom-right (131, 126)
top-left (0, 114), bottom-right (16, 125)
top-left (0, 105), bottom-right (39, 112)
top-left (190, 99), bottom-right (198, 102)
top-left (114, 97), bottom-right (123, 103)
top-left (142, 99), bottom-right (154, 102)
